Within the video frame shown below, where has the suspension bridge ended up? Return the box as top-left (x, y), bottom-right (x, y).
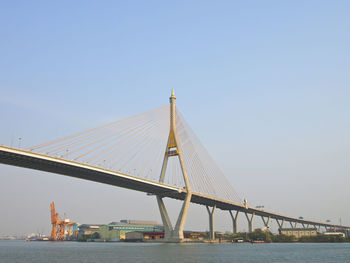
top-left (0, 90), bottom-right (348, 242)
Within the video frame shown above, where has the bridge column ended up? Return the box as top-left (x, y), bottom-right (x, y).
top-left (261, 216), bottom-right (270, 229)
top-left (245, 212), bottom-right (255, 233)
top-left (289, 221), bottom-right (296, 228)
top-left (206, 205), bottom-right (216, 240)
top-left (229, 210), bottom-right (239, 234)
top-left (157, 196), bottom-right (173, 239)
top-left (276, 218), bottom-right (284, 230)
top-left (173, 192), bottom-right (192, 240)
top-left (156, 193), bottom-right (192, 241)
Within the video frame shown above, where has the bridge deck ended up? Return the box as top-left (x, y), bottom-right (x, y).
top-left (0, 145), bottom-right (347, 230)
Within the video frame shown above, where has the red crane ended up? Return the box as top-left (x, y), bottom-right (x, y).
top-left (50, 202), bottom-right (59, 240)
top-left (50, 201), bottom-right (76, 241)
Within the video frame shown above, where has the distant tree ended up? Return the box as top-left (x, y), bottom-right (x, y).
top-left (92, 232), bottom-right (100, 239)
top-left (271, 234), bottom-right (297, 243)
top-left (248, 229), bottom-right (268, 241)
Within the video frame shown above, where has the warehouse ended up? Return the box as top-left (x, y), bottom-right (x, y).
top-left (279, 228), bottom-right (317, 238)
top-left (99, 221), bottom-right (163, 241)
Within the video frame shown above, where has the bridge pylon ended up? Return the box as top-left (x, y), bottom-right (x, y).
top-left (157, 89), bottom-right (192, 242)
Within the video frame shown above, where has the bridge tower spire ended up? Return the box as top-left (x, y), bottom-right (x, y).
top-left (157, 89), bottom-right (192, 242)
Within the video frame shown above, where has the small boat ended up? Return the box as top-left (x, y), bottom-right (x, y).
top-left (251, 240), bottom-right (264, 243)
top-left (232, 238), bottom-right (244, 243)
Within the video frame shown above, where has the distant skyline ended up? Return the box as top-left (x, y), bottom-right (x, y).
top-left (1, 1), bottom-right (349, 235)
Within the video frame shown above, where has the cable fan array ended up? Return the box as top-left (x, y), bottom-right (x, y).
top-left (176, 110), bottom-right (241, 203)
top-left (29, 104), bottom-right (241, 203)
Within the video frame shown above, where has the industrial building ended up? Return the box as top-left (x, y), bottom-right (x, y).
top-left (124, 231), bottom-right (202, 242)
top-left (77, 224), bottom-right (102, 239)
top-left (120, 220), bottom-right (159, 226)
top-left (279, 228), bottom-right (317, 238)
top-left (324, 232), bottom-right (346, 238)
top-left (125, 231), bottom-right (164, 241)
top-left (325, 228), bottom-right (349, 238)
top-left (99, 221), bottom-right (163, 241)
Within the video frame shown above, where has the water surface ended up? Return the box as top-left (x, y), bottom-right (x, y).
top-left (1, 240), bottom-right (349, 263)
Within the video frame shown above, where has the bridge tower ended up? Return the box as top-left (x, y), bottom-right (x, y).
top-left (157, 89), bottom-right (192, 242)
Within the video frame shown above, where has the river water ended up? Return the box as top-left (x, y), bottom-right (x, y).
top-left (1, 240), bottom-right (349, 263)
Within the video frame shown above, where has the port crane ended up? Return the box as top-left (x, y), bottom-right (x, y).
top-left (50, 201), bottom-right (76, 241)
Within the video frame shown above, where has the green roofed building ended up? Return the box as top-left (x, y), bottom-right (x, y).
top-left (99, 221), bottom-right (163, 241)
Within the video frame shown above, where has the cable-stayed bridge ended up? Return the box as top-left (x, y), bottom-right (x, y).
top-left (0, 90), bottom-right (348, 241)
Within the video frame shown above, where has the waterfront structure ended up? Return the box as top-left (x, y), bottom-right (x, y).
top-left (50, 201), bottom-right (77, 240)
top-left (324, 228), bottom-right (349, 237)
top-left (120, 220), bottom-right (159, 226)
top-left (279, 228), bottom-right (317, 238)
top-left (125, 231), bottom-right (202, 242)
top-left (99, 222), bottom-right (163, 241)
top-left (1, 90), bottom-right (349, 242)
top-left (323, 232), bottom-right (346, 238)
top-left (77, 224), bottom-right (102, 239)
top-left (324, 232), bottom-right (346, 238)
top-left (125, 231), bottom-right (164, 241)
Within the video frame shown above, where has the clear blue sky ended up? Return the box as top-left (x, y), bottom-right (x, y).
top-left (0, 1), bottom-right (349, 235)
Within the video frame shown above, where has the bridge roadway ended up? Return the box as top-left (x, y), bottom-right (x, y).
top-left (0, 145), bottom-right (348, 230)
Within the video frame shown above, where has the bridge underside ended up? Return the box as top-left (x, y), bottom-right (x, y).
top-left (0, 146), bottom-right (347, 231)
top-left (0, 146), bottom-right (243, 208)
top-left (0, 146), bottom-right (182, 196)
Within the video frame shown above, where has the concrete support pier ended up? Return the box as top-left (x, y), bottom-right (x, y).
top-left (229, 210), bottom-right (239, 234)
top-left (157, 196), bottom-right (173, 239)
top-left (245, 212), bottom-right (255, 233)
top-left (276, 219), bottom-right (285, 229)
top-left (157, 192), bottom-right (192, 242)
top-left (206, 205), bottom-right (216, 240)
top-left (289, 221), bottom-right (297, 228)
top-left (261, 216), bottom-right (270, 229)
